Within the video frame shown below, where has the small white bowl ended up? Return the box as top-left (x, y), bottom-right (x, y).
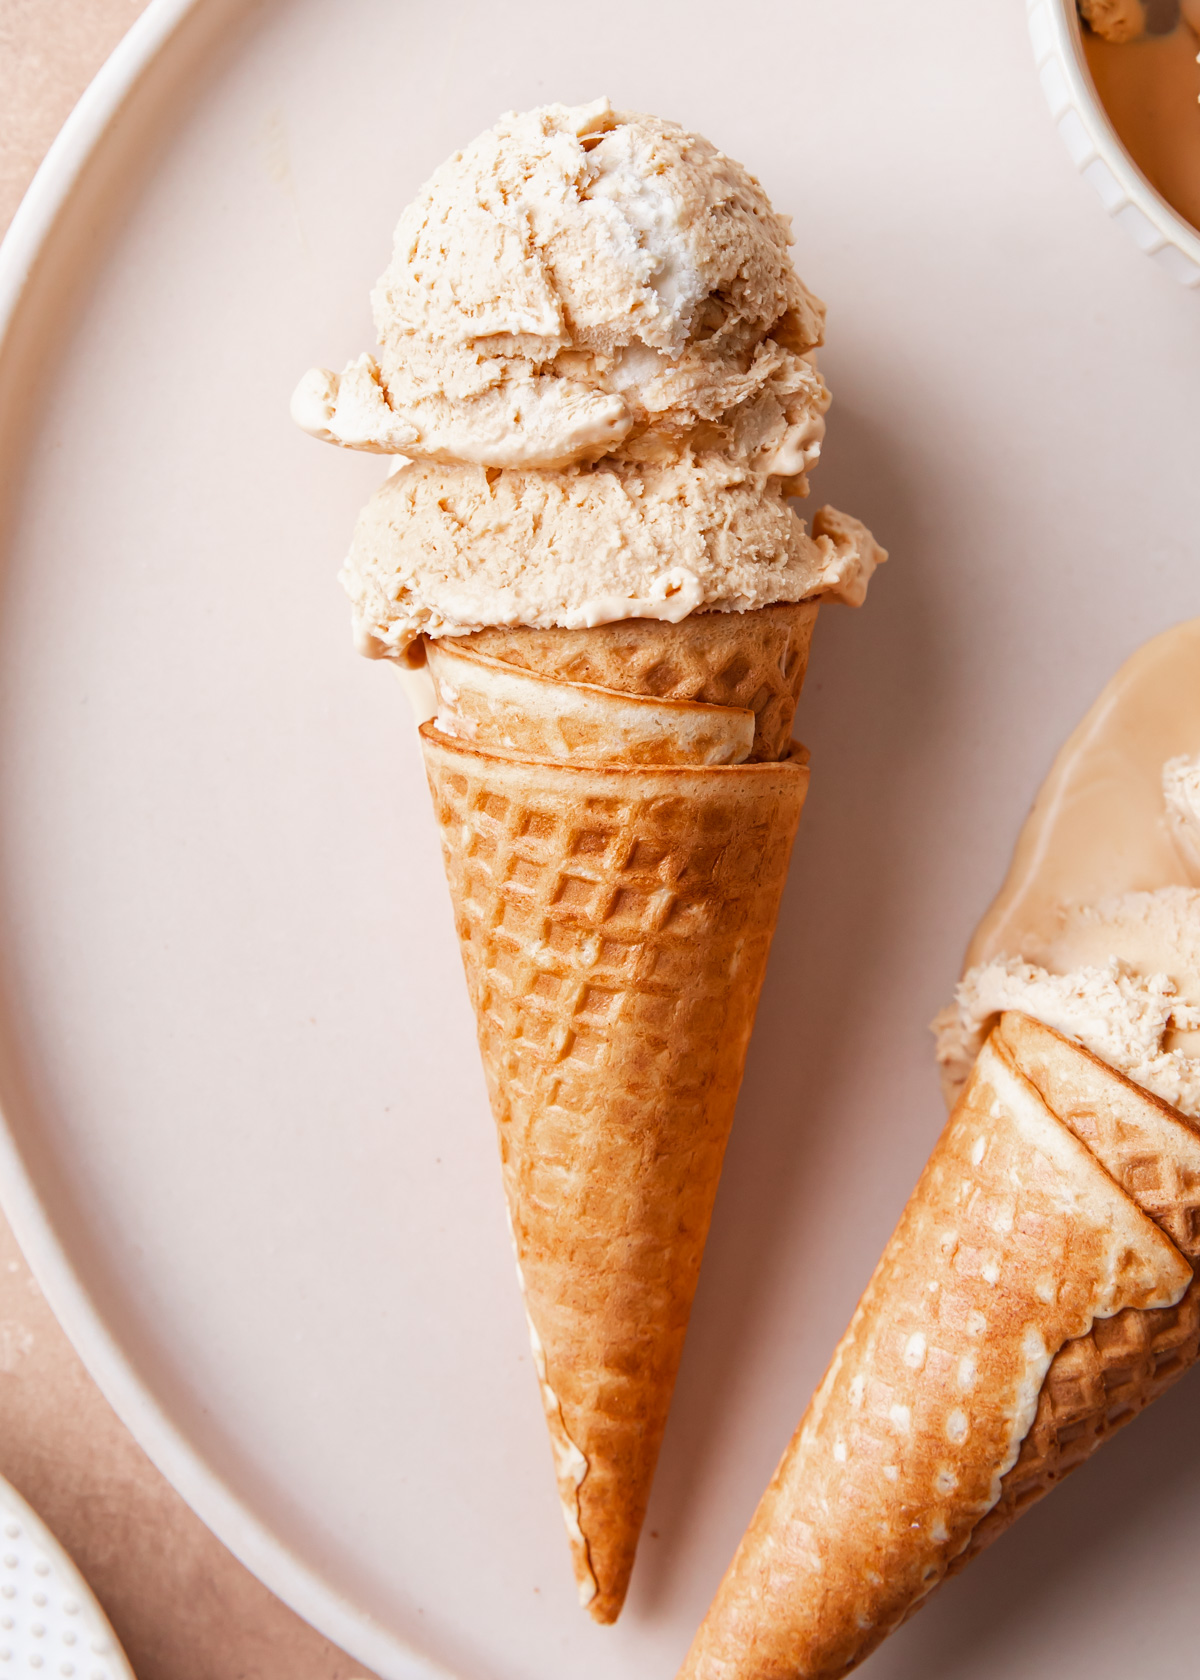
top-left (1026, 0), bottom-right (1200, 285)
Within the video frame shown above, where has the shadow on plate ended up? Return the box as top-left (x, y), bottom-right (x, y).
top-left (628, 395), bottom-right (949, 1613)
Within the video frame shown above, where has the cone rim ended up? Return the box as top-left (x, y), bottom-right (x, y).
top-left (426, 639), bottom-right (761, 726)
top-left (419, 722), bottom-right (810, 779)
top-left (998, 1010), bottom-right (1200, 1140)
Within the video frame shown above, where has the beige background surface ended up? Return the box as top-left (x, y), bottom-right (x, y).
top-left (0, 4), bottom-right (378, 1675)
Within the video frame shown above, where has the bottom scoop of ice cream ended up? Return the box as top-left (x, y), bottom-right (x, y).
top-left (340, 455), bottom-right (884, 657)
top-left (935, 753), bottom-right (1200, 1117)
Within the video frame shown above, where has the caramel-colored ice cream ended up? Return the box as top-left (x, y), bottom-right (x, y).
top-left (342, 463), bottom-right (882, 655)
top-left (935, 620), bottom-right (1200, 1119)
top-left (938, 876), bottom-right (1200, 1119)
top-left (1165, 749), bottom-right (1200, 872)
top-left (292, 98), bottom-right (828, 476)
top-left (296, 98), bottom-right (884, 660)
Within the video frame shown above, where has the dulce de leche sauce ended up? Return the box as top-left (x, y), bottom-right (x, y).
top-left (1082, 9), bottom-right (1200, 233)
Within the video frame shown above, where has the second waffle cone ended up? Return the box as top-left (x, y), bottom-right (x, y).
top-left (419, 601), bottom-right (816, 1621)
top-left (679, 1014), bottom-right (1200, 1678)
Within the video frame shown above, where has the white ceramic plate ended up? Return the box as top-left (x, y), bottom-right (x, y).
top-left (1, 3), bottom-right (1199, 1677)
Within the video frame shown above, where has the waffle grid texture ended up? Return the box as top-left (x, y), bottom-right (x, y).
top-left (948, 1014), bottom-right (1200, 1574)
top-left (420, 604), bottom-right (813, 1621)
top-left (464, 599), bottom-right (817, 762)
top-left (680, 1016), bottom-right (1200, 1679)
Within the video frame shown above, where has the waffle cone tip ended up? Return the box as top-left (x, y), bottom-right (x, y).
top-left (421, 605), bottom-right (817, 1621)
top-left (679, 1015), bottom-right (1199, 1678)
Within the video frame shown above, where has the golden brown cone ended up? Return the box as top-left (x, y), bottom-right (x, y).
top-left (678, 1025), bottom-right (1193, 1680)
top-left (424, 640), bottom-right (757, 767)
top-left (945, 1014), bottom-right (1200, 1574)
top-left (994, 1013), bottom-right (1200, 1259)
top-left (419, 604), bottom-right (816, 1622)
top-left (462, 598), bottom-right (818, 763)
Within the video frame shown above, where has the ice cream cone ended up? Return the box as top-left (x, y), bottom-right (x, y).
top-left (296, 93), bottom-right (890, 1629)
top-left (460, 598), bottom-right (818, 763)
top-left (947, 1013), bottom-right (1200, 1575)
top-left (679, 1017), bottom-right (1198, 1680)
top-left (423, 640), bottom-right (758, 768)
top-left (419, 604), bottom-right (813, 1621)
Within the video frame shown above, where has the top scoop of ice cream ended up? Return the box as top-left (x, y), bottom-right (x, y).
top-left (935, 754), bottom-right (1200, 1117)
top-left (292, 98), bottom-right (829, 476)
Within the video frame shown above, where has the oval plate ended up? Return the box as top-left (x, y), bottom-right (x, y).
top-left (1, 2), bottom-right (1199, 1677)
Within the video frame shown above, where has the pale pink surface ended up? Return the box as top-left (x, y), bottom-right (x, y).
top-left (0, 3), bottom-right (377, 1676)
top-left (0, 3), bottom-right (1199, 1680)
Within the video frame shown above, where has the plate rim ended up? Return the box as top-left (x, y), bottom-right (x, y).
top-left (0, 5), bottom-right (451, 1675)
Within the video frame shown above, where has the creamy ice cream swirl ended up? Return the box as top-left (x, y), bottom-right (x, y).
top-left (1164, 752), bottom-right (1200, 877)
top-left (296, 98), bottom-right (885, 655)
top-left (342, 460), bottom-right (882, 657)
top-left (292, 99), bottom-right (829, 480)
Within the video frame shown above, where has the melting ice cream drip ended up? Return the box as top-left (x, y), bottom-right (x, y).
top-left (1164, 753), bottom-right (1200, 880)
top-left (934, 754), bottom-right (1200, 1115)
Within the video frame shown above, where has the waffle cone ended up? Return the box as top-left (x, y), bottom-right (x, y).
top-left (424, 640), bottom-right (757, 768)
top-left (419, 604), bottom-right (816, 1621)
top-left (947, 1014), bottom-right (1200, 1574)
top-left (679, 1018), bottom-right (1198, 1680)
top-left (461, 599), bottom-right (818, 763)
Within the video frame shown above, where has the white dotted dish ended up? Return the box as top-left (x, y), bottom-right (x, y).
top-left (0, 1476), bottom-right (134, 1680)
top-left (1026, 0), bottom-right (1200, 285)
